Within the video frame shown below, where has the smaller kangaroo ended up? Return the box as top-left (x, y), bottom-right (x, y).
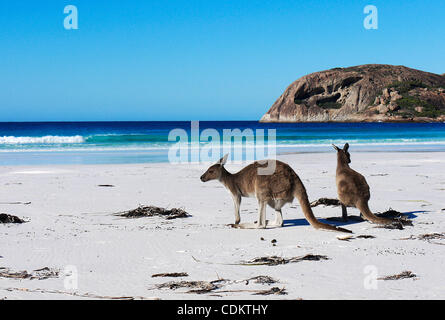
top-left (200, 154), bottom-right (351, 233)
top-left (333, 143), bottom-right (396, 225)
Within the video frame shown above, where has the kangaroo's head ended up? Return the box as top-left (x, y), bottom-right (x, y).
top-left (332, 143), bottom-right (351, 164)
top-left (200, 154), bottom-right (229, 182)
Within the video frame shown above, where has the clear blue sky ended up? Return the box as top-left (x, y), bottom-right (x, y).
top-left (0, 0), bottom-right (444, 121)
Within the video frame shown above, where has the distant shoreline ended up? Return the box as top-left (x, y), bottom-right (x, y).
top-left (259, 119), bottom-right (445, 123)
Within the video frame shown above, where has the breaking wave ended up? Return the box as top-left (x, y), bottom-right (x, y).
top-left (0, 135), bottom-right (85, 144)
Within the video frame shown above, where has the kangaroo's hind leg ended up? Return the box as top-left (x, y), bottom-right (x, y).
top-left (265, 200), bottom-right (284, 228)
top-left (327, 203), bottom-right (363, 222)
top-left (232, 194), bottom-right (241, 225)
top-left (266, 209), bottom-right (283, 228)
top-left (342, 204), bottom-right (348, 221)
top-left (344, 204), bottom-right (365, 221)
top-left (236, 200), bottom-right (267, 229)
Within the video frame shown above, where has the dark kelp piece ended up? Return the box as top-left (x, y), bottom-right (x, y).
top-left (116, 206), bottom-right (189, 219)
top-left (240, 254), bottom-right (329, 266)
top-left (378, 271), bottom-right (417, 281)
top-left (310, 198), bottom-right (341, 207)
top-left (376, 209), bottom-right (413, 226)
top-left (0, 267), bottom-right (59, 280)
top-left (253, 287), bottom-right (287, 296)
top-left (155, 279), bottom-right (225, 294)
top-left (151, 272), bottom-right (189, 278)
top-left (0, 213), bottom-right (26, 224)
top-left (400, 232), bottom-right (445, 245)
top-left (247, 275), bottom-right (277, 285)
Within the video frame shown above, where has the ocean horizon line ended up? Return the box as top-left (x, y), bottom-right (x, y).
top-left (1, 120), bottom-right (445, 123)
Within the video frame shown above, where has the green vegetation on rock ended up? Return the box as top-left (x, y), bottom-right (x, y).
top-left (396, 95), bottom-right (441, 118)
top-left (384, 80), bottom-right (444, 118)
top-left (386, 80), bottom-right (428, 94)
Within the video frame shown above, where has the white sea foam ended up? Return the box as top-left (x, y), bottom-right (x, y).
top-left (0, 135), bottom-right (85, 144)
top-left (0, 140), bottom-right (444, 153)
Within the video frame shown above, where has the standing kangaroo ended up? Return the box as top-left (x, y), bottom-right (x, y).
top-left (333, 143), bottom-right (396, 225)
top-left (200, 154), bottom-right (351, 233)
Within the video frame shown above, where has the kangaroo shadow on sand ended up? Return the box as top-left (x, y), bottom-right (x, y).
top-left (394, 211), bottom-right (424, 219)
top-left (282, 218), bottom-right (359, 228)
top-left (282, 210), bottom-right (425, 228)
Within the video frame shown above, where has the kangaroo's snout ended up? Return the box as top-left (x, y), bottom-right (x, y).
top-left (201, 161), bottom-right (224, 182)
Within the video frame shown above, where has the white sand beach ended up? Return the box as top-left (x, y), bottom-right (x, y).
top-left (1, 152), bottom-right (444, 300)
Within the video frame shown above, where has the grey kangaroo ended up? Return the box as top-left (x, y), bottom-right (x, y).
top-left (333, 143), bottom-right (396, 225)
top-left (200, 154), bottom-right (351, 233)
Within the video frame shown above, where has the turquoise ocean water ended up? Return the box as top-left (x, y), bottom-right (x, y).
top-left (1, 121), bottom-right (445, 165)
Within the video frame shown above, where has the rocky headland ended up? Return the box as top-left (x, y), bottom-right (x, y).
top-left (261, 64), bottom-right (445, 122)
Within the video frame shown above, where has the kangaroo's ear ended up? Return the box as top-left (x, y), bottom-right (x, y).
top-left (332, 144), bottom-right (340, 151)
top-left (343, 143), bottom-right (349, 152)
top-left (218, 153), bottom-right (229, 166)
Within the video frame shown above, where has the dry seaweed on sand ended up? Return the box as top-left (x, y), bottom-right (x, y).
top-left (0, 213), bottom-right (26, 224)
top-left (246, 275), bottom-right (277, 285)
top-left (31, 267), bottom-right (59, 280)
top-left (116, 205), bottom-right (190, 220)
top-left (151, 272), bottom-right (188, 278)
top-left (239, 254), bottom-right (329, 266)
top-left (376, 209), bottom-right (413, 226)
top-left (153, 277), bottom-right (286, 296)
top-left (215, 286), bottom-right (287, 296)
top-left (253, 287), bottom-right (287, 296)
top-left (154, 279), bottom-right (227, 294)
top-left (0, 267), bottom-right (59, 280)
top-left (417, 233), bottom-right (445, 241)
top-left (378, 271), bottom-right (417, 281)
top-left (376, 209), bottom-right (404, 219)
top-left (0, 270), bottom-right (30, 279)
top-left (310, 198), bottom-right (341, 207)
top-left (374, 211), bottom-right (411, 230)
top-left (400, 232), bottom-right (445, 245)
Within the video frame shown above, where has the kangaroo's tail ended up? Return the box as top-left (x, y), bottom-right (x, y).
top-left (294, 178), bottom-right (352, 233)
top-left (356, 200), bottom-right (396, 225)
